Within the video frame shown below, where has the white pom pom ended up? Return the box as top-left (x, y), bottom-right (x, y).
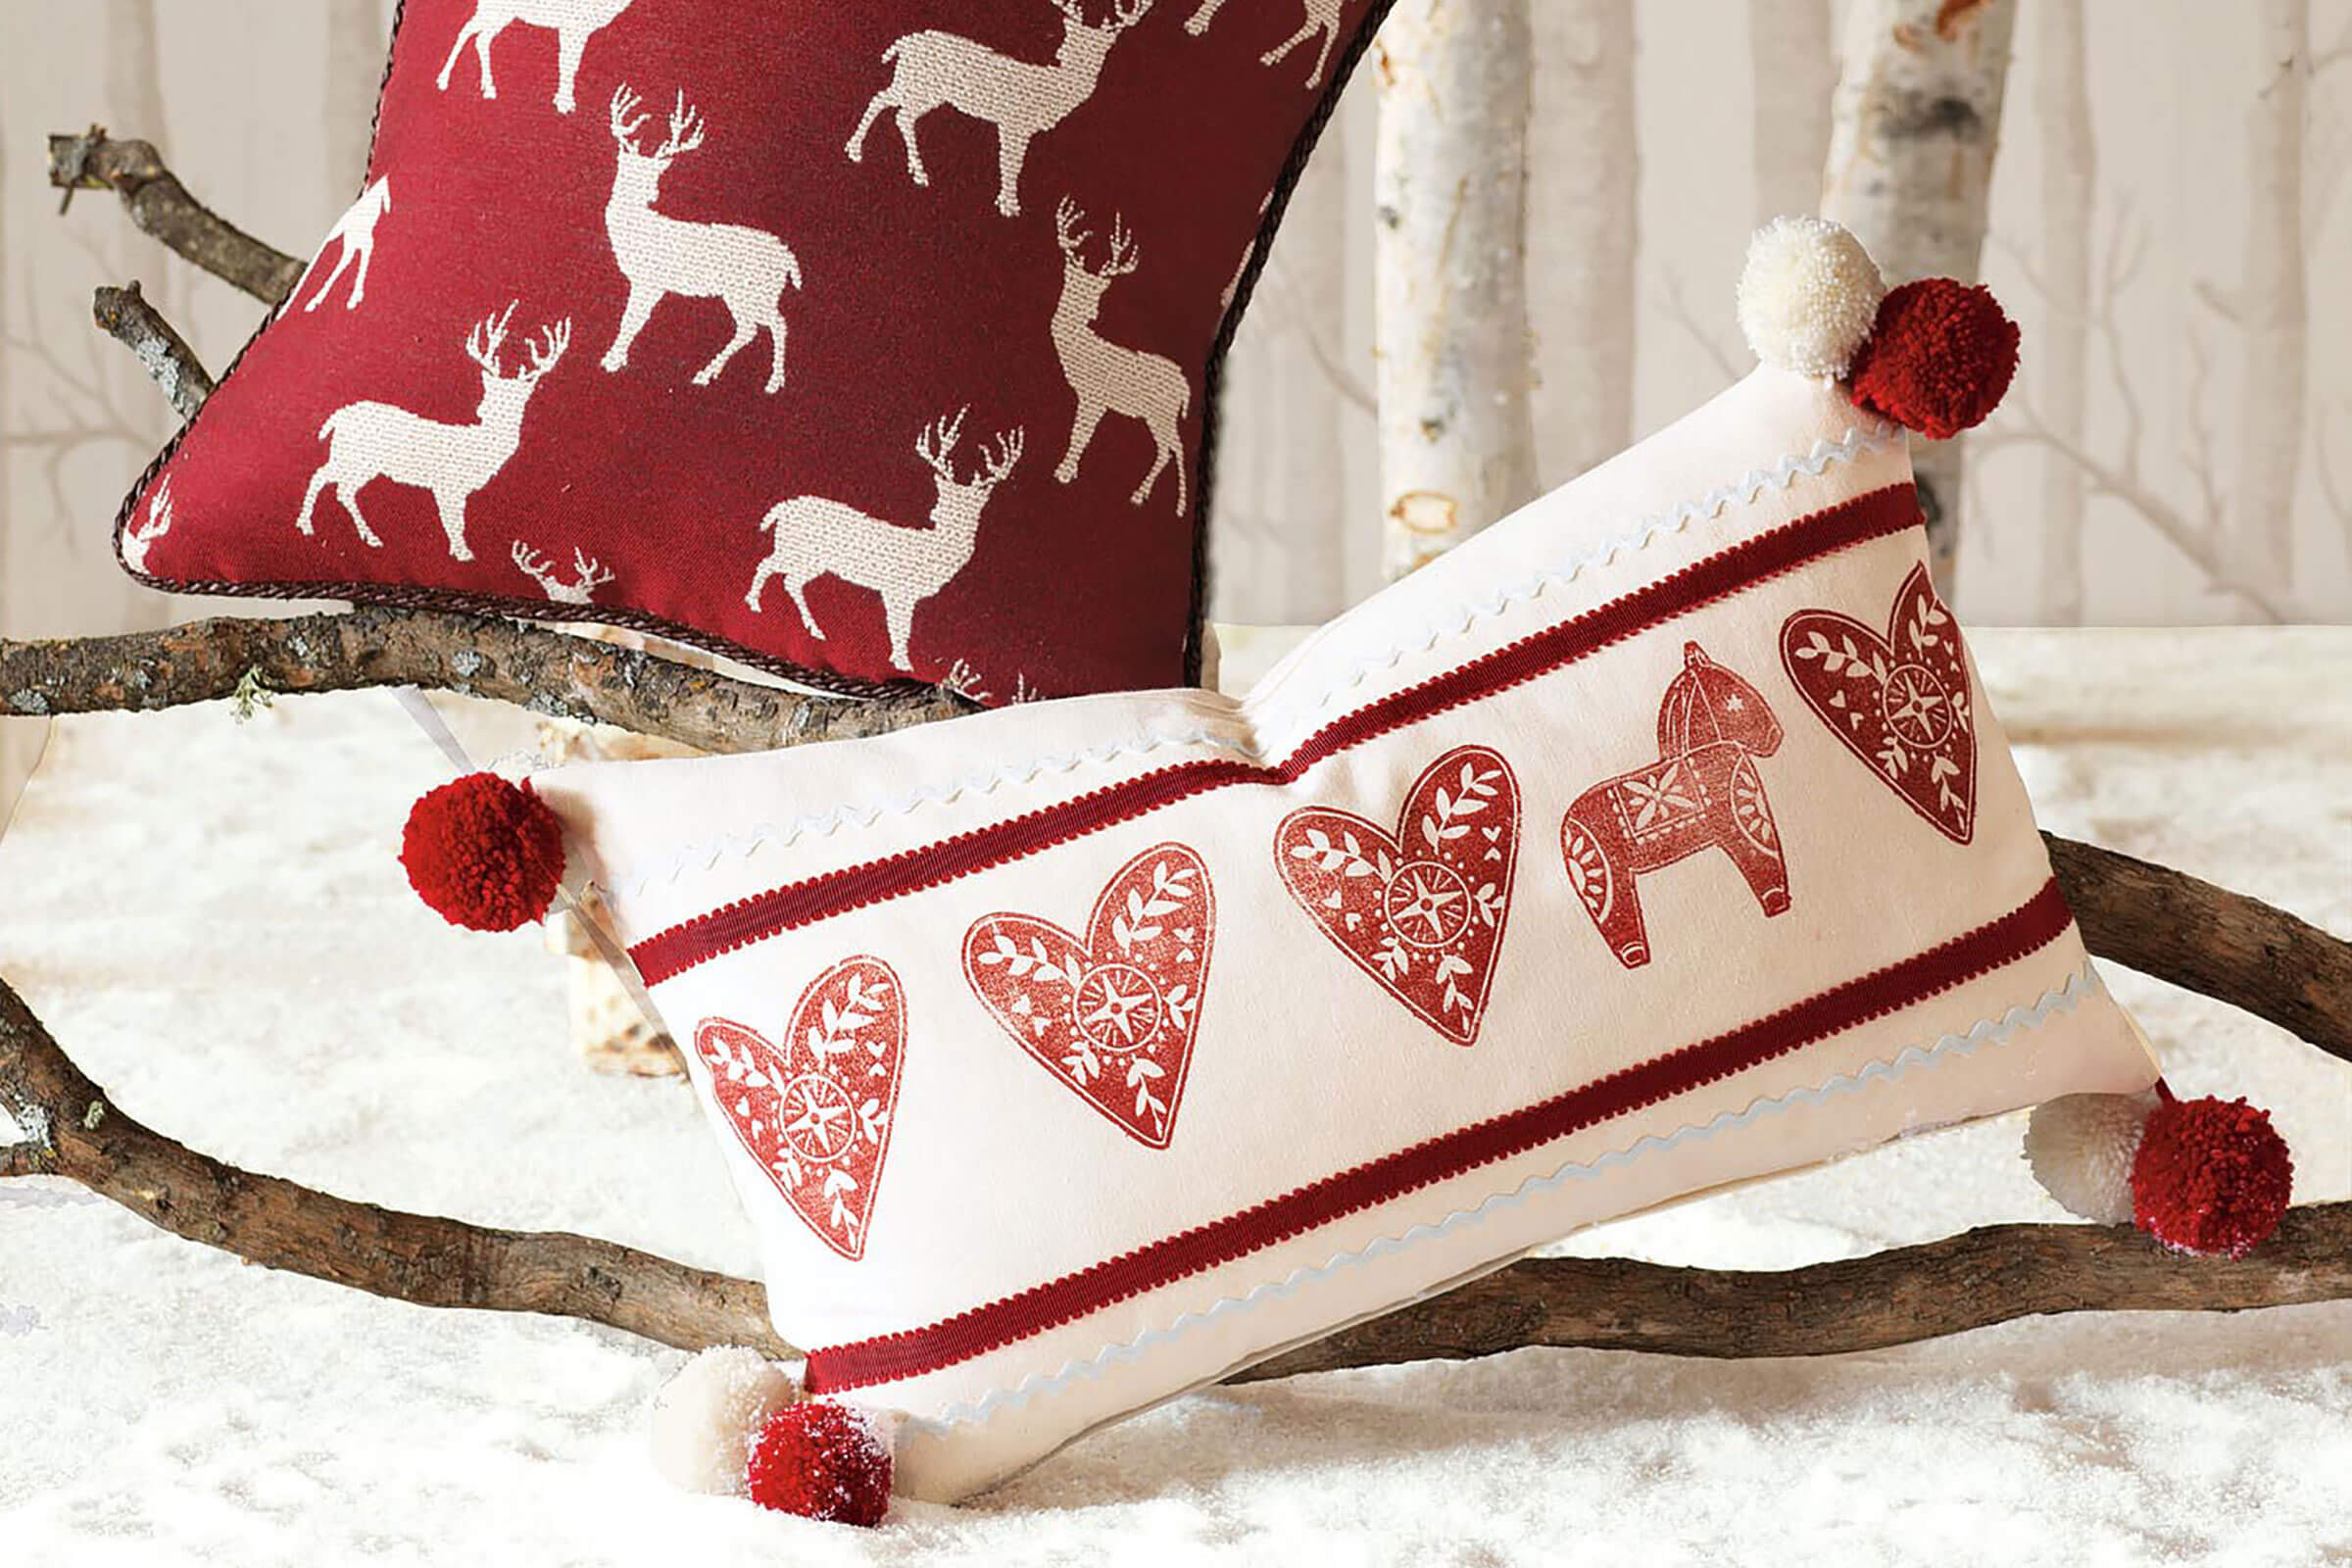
top-left (650, 1348), bottom-right (803, 1495)
top-left (1737, 217), bottom-right (1886, 380)
top-left (2024, 1091), bottom-right (2159, 1225)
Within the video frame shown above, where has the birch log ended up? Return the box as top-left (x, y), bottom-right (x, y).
top-left (1750, 0), bottom-right (1837, 224)
top-left (2034, 0), bottom-right (2094, 624)
top-left (1821, 0), bottom-right (2019, 596)
top-left (2227, 0), bottom-right (2309, 601)
top-left (1375, 0), bottom-right (1540, 581)
top-left (1527, 0), bottom-right (1637, 492)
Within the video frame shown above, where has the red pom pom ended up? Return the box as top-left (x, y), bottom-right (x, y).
top-left (744, 1400), bottom-right (892, 1527)
top-left (400, 773), bottom-right (564, 933)
top-left (2130, 1091), bottom-right (2293, 1258)
top-left (1847, 277), bottom-right (2021, 439)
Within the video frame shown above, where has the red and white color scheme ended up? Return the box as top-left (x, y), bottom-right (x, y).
top-left (963, 844), bottom-right (1214, 1148)
top-left (509, 225), bottom-right (2157, 1501)
top-left (1560, 645), bottom-right (1789, 970)
top-left (1275, 746), bottom-right (1518, 1046)
top-left (1782, 564), bottom-right (1978, 844)
top-left (692, 957), bottom-right (906, 1261)
top-left (120, 0), bottom-right (1392, 701)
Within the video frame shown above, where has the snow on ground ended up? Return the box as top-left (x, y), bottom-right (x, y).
top-left (1, 627), bottom-right (2347, 1566)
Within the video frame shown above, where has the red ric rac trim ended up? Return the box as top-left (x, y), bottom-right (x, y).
top-left (631, 483), bottom-right (1922, 986)
top-left (804, 878), bottom-right (2077, 1394)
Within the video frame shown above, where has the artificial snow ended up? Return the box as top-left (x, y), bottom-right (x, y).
top-left (1, 627), bottom-right (2347, 1564)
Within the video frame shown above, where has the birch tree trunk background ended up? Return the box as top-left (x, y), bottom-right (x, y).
top-left (2033, 0), bottom-right (2095, 626)
top-left (1751, 0), bottom-right (1838, 224)
top-left (2228, 0), bottom-right (2310, 603)
top-left (1373, 0), bottom-right (1540, 581)
top-left (1821, 0), bottom-right (2020, 598)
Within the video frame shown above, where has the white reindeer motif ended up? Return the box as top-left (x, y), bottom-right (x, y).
top-left (745, 411), bottom-right (1024, 673)
top-left (437, 0), bottom-right (637, 115)
top-left (1052, 200), bottom-right (1191, 513)
top-left (300, 176), bottom-right (392, 313)
top-left (847, 0), bottom-right (1153, 219)
top-left (512, 540), bottom-right (615, 604)
top-left (122, 477), bottom-right (174, 574)
top-left (297, 304), bottom-right (571, 562)
top-left (1186, 0), bottom-right (1346, 86)
top-left (602, 87), bottom-right (803, 395)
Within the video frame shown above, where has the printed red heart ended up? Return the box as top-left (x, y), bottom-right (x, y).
top-left (694, 956), bottom-right (906, 1261)
top-left (963, 845), bottom-right (1215, 1150)
top-left (1780, 563), bottom-right (1978, 844)
top-left (1274, 746), bottom-right (1520, 1047)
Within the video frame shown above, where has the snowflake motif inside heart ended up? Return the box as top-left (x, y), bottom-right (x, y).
top-left (962, 845), bottom-right (1214, 1149)
top-left (1780, 563), bottom-right (1978, 843)
top-left (1273, 746), bottom-right (1519, 1047)
top-left (693, 956), bottom-right (905, 1261)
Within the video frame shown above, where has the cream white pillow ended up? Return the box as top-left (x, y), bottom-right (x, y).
top-left (518, 232), bottom-right (2156, 1501)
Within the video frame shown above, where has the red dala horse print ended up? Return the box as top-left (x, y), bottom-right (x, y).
top-left (1559, 643), bottom-right (1790, 969)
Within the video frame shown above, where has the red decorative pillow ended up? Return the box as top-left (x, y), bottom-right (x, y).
top-left (116, 0), bottom-right (1390, 699)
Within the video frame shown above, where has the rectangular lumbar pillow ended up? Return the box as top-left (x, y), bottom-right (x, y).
top-left (402, 221), bottom-right (2159, 1503)
top-left (116, 0), bottom-right (1392, 701)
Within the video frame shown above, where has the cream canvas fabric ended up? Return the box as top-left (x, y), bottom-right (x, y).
top-left (533, 364), bottom-right (2157, 1501)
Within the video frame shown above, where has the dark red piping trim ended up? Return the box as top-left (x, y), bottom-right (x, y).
top-left (630, 482), bottom-right (1922, 986)
top-left (802, 877), bottom-right (2076, 1394)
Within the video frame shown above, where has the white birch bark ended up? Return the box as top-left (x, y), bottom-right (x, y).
top-left (1821, 0), bottom-right (2019, 596)
top-left (326, 0), bottom-right (390, 198)
top-left (1375, 0), bottom-right (1539, 582)
top-left (1526, 0), bottom-right (1637, 493)
top-left (1750, 0), bottom-right (1836, 223)
top-left (2034, 0), bottom-right (2094, 623)
top-left (2227, 0), bottom-right (2308, 599)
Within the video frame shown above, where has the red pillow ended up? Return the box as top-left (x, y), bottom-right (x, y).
top-left (117, 0), bottom-right (1388, 700)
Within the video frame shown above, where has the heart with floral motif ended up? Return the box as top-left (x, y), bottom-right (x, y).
top-left (693, 956), bottom-right (905, 1261)
top-left (1273, 746), bottom-right (1520, 1047)
top-left (1780, 563), bottom-right (1977, 844)
top-left (962, 845), bottom-right (1215, 1150)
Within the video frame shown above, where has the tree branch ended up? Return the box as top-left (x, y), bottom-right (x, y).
top-left (1232, 1200), bottom-right (2352, 1381)
top-left (49, 127), bottom-right (304, 304)
top-left (91, 280), bottom-right (212, 419)
top-left (2, 841), bottom-right (2345, 1375)
top-left (0, 607), bottom-right (969, 756)
top-left (2046, 832), bottom-right (2352, 1066)
top-left (0, 974), bottom-right (785, 1355)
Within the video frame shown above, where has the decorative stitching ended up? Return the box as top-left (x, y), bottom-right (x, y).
top-left (802, 874), bottom-right (2069, 1392)
top-left (898, 961), bottom-right (2103, 1436)
top-left (628, 483), bottom-right (1920, 987)
top-left (598, 421), bottom-right (1896, 901)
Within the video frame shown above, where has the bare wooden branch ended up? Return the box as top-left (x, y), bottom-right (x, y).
top-left (3, 835), bottom-right (2345, 1375)
top-left (0, 974), bottom-right (784, 1354)
top-left (49, 126), bottom-right (304, 304)
top-left (92, 280), bottom-right (212, 418)
top-left (2046, 832), bottom-right (2352, 1066)
top-left (1232, 1201), bottom-right (2352, 1381)
top-left (0, 607), bottom-right (968, 756)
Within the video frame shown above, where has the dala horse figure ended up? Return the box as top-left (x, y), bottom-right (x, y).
top-left (1560, 643), bottom-right (1789, 969)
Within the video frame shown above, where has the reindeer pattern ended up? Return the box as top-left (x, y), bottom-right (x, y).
top-left (297, 303), bottom-right (571, 562)
top-left (255, 0), bottom-right (1381, 683)
top-left (438, 0), bottom-right (639, 115)
top-left (1559, 644), bottom-right (1791, 970)
top-left (122, 477), bottom-right (174, 575)
top-left (1052, 199), bottom-right (1192, 513)
top-left (300, 177), bottom-right (393, 314)
top-left (848, 0), bottom-right (1153, 218)
top-left (745, 410), bottom-right (1025, 672)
